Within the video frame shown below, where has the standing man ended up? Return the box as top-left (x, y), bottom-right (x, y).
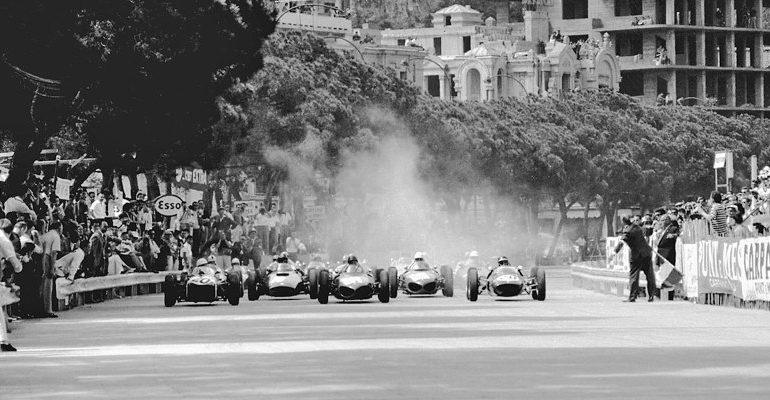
top-left (40, 221), bottom-right (62, 318)
top-left (609, 216), bottom-right (656, 302)
top-left (88, 192), bottom-right (107, 224)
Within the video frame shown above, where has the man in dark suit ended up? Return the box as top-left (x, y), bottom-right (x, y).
top-left (609, 216), bottom-right (656, 302)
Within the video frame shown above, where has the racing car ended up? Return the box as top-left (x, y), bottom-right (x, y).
top-left (245, 262), bottom-right (316, 300)
top-left (163, 258), bottom-right (243, 307)
top-left (465, 257), bottom-right (546, 302)
top-left (395, 253), bottom-right (453, 297)
top-left (313, 255), bottom-right (397, 304)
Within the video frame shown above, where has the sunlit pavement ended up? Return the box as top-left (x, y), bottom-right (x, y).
top-left (3, 266), bottom-right (770, 399)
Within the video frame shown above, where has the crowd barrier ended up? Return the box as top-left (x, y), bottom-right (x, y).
top-left (573, 233), bottom-right (770, 309)
top-left (54, 272), bottom-right (180, 311)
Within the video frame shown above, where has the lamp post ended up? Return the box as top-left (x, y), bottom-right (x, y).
top-left (402, 57), bottom-right (454, 100)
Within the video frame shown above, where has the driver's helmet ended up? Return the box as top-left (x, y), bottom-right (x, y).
top-left (347, 254), bottom-right (358, 264)
top-left (195, 258), bottom-right (209, 268)
top-left (231, 258), bottom-right (241, 266)
top-left (497, 256), bottom-right (510, 266)
top-left (469, 250), bottom-right (479, 259)
top-left (414, 251), bottom-right (424, 261)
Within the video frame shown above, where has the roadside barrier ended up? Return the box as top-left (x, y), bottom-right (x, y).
top-left (573, 234), bottom-right (770, 309)
top-left (54, 272), bottom-right (180, 311)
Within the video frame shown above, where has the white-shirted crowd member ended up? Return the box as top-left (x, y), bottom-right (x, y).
top-left (88, 192), bottom-right (108, 221)
top-left (0, 229), bottom-right (23, 351)
top-left (3, 194), bottom-right (36, 221)
top-left (254, 208), bottom-right (270, 252)
top-left (137, 202), bottom-right (154, 234)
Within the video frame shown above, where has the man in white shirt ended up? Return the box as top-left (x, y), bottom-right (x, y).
top-left (55, 241), bottom-right (85, 281)
top-left (89, 193), bottom-right (108, 222)
top-left (4, 195), bottom-right (36, 222)
top-left (0, 229), bottom-right (23, 351)
top-left (40, 221), bottom-right (62, 318)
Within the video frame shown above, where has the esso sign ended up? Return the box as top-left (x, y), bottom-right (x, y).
top-left (153, 195), bottom-right (185, 217)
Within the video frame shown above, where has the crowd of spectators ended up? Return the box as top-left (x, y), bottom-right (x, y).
top-left (0, 180), bottom-right (314, 351)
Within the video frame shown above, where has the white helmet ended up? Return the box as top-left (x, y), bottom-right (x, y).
top-left (414, 252), bottom-right (424, 260)
top-left (468, 250), bottom-right (479, 258)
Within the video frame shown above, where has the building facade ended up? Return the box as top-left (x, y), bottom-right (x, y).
top-left (380, 4), bottom-right (621, 101)
top-left (546, 0), bottom-right (770, 116)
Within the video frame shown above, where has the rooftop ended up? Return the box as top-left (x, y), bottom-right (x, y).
top-left (434, 4), bottom-right (482, 15)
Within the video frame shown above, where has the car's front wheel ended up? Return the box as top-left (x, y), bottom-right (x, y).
top-left (317, 269), bottom-right (330, 304)
top-left (440, 265), bottom-right (454, 297)
top-left (531, 267), bottom-right (546, 301)
top-left (378, 270), bottom-right (390, 303)
top-left (163, 274), bottom-right (177, 307)
top-left (308, 268), bottom-right (319, 299)
top-left (466, 267), bottom-right (479, 302)
top-left (388, 267), bottom-right (398, 298)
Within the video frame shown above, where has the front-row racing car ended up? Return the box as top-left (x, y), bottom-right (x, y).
top-left (466, 256), bottom-right (546, 302)
top-left (163, 257), bottom-right (243, 307)
top-left (396, 252), bottom-right (453, 297)
top-left (311, 255), bottom-right (397, 304)
top-left (245, 261), bottom-right (313, 300)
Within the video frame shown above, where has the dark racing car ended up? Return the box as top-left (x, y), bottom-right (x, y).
top-left (466, 256), bottom-right (546, 302)
top-left (313, 255), bottom-right (396, 304)
top-left (163, 258), bottom-right (243, 307)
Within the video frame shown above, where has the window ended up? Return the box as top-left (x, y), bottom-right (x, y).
top-left (399, 71), bottom-right (407, 81)
top-left (563, 0), bottom-right (588, 19)
top-left (427, 75), bottom-right (441, 97)
top-left (397, 39), bottom-right (406, 46)
top-left (433, 37), bottom-right (442, 55)
top-left (619, 72), bottom-right (644, 96)
top-left (449, 74), bottom-right (458, 97)
top-left (614, 0), bottom-right (642, 16)
top-left (445, 16), bottom-right (452, 26)
top-left (463, 36), bottom-right (472, 53)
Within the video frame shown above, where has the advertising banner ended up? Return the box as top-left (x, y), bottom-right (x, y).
top-left (697, 237), bottom-right (770, 301)
top-left (681, 243), bottom-right (698, 298)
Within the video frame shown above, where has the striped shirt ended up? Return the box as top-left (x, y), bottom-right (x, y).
top-left (708, 203), bottom-right (728, 236)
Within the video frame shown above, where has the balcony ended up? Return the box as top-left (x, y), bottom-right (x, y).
top-left (277, 12), bottom-right (352, 35)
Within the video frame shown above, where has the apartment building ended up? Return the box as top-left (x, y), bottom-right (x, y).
top-left (547, 0), bottom-right (770, 116)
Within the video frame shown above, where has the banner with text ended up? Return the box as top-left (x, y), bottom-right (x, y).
top-left (697, 237), bottom-right (770, 301)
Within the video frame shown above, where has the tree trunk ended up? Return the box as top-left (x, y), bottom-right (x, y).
top-left (3, 136), bottom-right (45, 197)
top-left (547, 198), bottom-right (575, 258)
top-left (146, 171), bottom-right (162, 200)
top-left (128, 173), bottom-right (139, 199)
top-left (101, 168), bottom-right (115, 194)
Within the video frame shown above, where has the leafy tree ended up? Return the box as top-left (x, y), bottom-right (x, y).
top-left (0, 0), bottom-right (276, 196)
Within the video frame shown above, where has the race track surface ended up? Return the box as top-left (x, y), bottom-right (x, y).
top-left (3, 266), bottom-right (770, 399)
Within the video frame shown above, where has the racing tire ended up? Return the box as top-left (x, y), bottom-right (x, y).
top-left (377, 270), bottom-right (390, 303)
top-left (227, 273), bottom-right (241, 306)
top-left (236, 270), bottom-right (244, 298)
top-left (246, 271), bottom-right (258, 301)
top-left (256, 268), bottom-right (267, 297)
top-left (308, 268), bottom-right (319, 300)
top-left (531, 267), bottom-right (546, 301)
top-left (387, 267), bottom-right (398, 298)
top-left (440, 265), bottom-right (454, 297)
top-left (163, 274), bottom-right (177, 307)
top-left (466, 267), bottom-right (479, 302)
top-left (317, 269), bottom-right (330, 304)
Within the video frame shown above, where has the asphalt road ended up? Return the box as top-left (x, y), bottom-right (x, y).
top-left (3, 266), bottom-right (770, 399)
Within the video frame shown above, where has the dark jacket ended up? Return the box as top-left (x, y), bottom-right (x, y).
top-left (615, 223), bottom-right (652, 262)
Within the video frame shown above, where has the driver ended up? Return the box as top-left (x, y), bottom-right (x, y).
top-left (334, 254), bottom-right (350, 274)
top-left (343, 254), bottom-right (363, 273)
top-left (488, 256), bottom-right (509, 278)
top-left (409, 252), bottom-right (430, 270)
top-left (192, 257), bottom-right (213, 276)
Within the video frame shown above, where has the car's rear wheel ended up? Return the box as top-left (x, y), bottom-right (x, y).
top-left (318, 269), bottom-right (330, 304)
top-left (378, 270), bottom-right (390, 303)
top-left (308, 268), bottom-right (319, 299)
top-left (163, 274), bottom-right (176, 307)
top-left (227, 273), bottom-right (241, 305)
top-left (531, 267), bottom-right (546, 301)
top-left (440, 265), bottom-right (454, 297)
top-left (388, 267), bottom-right (398, 298)
top-left (246, 271), bottom-right (258, 301)
top-left (466, 267), bottom-right (479, 302)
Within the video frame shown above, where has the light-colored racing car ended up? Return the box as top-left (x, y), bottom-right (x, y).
top-left (313, 256), bottom-right (397, 304)
top-left (466, 257), bottom-right (546, 302)
top-left (163, 259), bottom-right (243, 307)
top-left (395, 254), bottom-right (453, 297)
top-left (246, 263), bottom-right (315, 300)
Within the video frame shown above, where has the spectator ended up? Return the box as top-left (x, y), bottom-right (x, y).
top-left (697, 191), bottom-right (728, 236)
top-left (54, 240), bottom-right (86, 281)
top-left (254, 208), bottom-right (270, 252)
top-left (89, 221), bottom-right (109, 277)
top-left (286, 233), bottom-right (300, 262)
top-left (88, 192), bottom-right (108, 223)
top-left (40, 221), bottom-right (62, 318)
top-left (137, 201), bottom-right (153, 235)
top-left (242, 229), bottom-right (262, 269)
